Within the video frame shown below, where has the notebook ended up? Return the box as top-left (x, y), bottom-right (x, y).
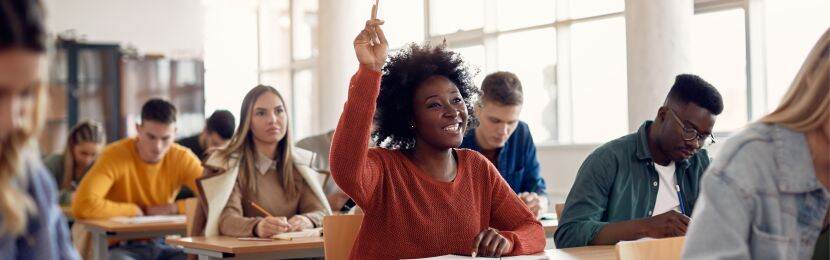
top-left (270, 227), bottom-right (323, 240)
top-left (111, 215), bottom-right (186, 224)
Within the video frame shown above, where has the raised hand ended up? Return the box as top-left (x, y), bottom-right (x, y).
top-left (353, 19), bottom-right (388, 72)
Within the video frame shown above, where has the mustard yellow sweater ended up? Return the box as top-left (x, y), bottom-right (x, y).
top-left (72, 137), bottom-right (203, 219)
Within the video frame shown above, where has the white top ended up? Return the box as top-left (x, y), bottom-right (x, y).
top-left (652, 162), bottom-right (680, 216)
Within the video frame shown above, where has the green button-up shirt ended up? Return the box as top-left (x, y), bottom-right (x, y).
top-left (554, 120), bottom-right (710, 248)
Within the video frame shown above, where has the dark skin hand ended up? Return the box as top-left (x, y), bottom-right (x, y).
top-left (590, 211), bottom-right (690, 245)
top-left (472, 227), bottom-right (513, 257)
top-left (590, 101), bottom-right (715, 245)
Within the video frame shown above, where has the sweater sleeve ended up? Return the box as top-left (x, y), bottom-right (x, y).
top-left (218, 182), bottom-right (261, 237)
top-left (329, 66), bottom-right (384, 210)
top-left (483, 155), bottom-right (546, 255)
top-left (72, 154), bottom-right (142, 219)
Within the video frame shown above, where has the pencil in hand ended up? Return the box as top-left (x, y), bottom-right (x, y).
top-left (251, 202), bottom-right (274, 217)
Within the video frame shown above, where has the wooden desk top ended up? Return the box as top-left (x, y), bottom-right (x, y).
top-left (542, 219), bottom-right (558, 234)
top-left (166, 236), bottom-right (324, 254)
top-left (168, 236), bottom-right (612, 259)
top-left (78, 217), bottom-right (186, 233)
top-left (547, 246), bottom-right (616, 260)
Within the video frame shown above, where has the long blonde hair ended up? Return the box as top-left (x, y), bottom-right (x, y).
top-left (60, 120), bottom-right (106, 189)
top-left (0, 82), bottom-right (46, 236)
top-left (214, 85), bottom-right (300, 199)
top-left (0, 0), bottom-right (47, 236)
top-left (761, 28), bottom-right (830, 131)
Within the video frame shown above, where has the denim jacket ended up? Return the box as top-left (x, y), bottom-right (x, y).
top-left (0, 149), bottom-right (79, 259)
top-left (683, 123), bottom-right (830, 260)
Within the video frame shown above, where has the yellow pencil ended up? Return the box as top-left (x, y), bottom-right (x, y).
top-left (251, 202), bottom-right (274, 217)
top-left (371, 0), bottom-right (379, 20)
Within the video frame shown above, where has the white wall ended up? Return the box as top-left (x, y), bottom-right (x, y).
top-left (537, 145), bottom-right (598, 204)
top-left (43, 0), bottom-right (205, 57)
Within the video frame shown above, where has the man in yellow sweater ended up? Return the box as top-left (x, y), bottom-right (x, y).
top-left (73, 99), bottom-right (203, 260)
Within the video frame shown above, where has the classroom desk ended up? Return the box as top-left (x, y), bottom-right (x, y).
top-left (542, 219), bottom-right (558, 237)
top-left (541, 219), bottom-right (558, 249)
top-left (78, 217), bottom-right (186, 260)
top-left (167, 237), bottom-right (611, 260)
top-left (547, 246), bottom-right (617, 260)
top-left (167, 236), bottom-right (324, 260)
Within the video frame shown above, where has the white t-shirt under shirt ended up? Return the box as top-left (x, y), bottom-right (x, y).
top-left (652, 162), bottom-right (680, 216)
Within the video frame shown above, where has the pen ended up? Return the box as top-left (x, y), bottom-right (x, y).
top-left (675, 185), bottom-right (687, 216)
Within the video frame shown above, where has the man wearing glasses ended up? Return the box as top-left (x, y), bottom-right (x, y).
top-left (554, 74), bottom-right (723, 248)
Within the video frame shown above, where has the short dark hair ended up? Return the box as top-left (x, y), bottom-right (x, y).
top-left (666, 74), bottom-right (724, 115)
top-left (141, 98), bottom-right (177, 124)
top-left (373, 43), bottom-right (479, 150)
top-left (205, 110), bottom-right (235, 139)
top-left (481, 71), bottom-right (523, 106)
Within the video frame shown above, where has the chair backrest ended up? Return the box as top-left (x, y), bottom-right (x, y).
top-left (616, 236), bottom-right (686, 260)
top-left (183, 198), bottom-right (199, 236)
top-left (323, 214), bottom-right (364, 260)
top-left (555, 203), bottom-right (565, 218)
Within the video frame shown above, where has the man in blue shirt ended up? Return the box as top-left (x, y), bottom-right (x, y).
top-left (460, 71), bottom-right (547, 217)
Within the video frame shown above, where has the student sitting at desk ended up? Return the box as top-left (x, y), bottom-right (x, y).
top-left (177, 109), bottom-right (235, 161)
top-left (175, 109), bottom-right (235, 200)
top-left (555, 74), bottom-right (723, 248)
top-left (43, 120), bottom-right (106, 206)
top-left (0, 0), bottom-right (79, 258)
top-left (684, 28), bottom-right (830, 260)
top-left (72, 99), bottom-right (204, 259)
top-left (191, 85), bottom-right (331, 238)
top-left (329, 19), bottom-right (544, 259)
top-left (459, 71), bottom-right (548, 217)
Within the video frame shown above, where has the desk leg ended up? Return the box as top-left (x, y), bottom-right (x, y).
top-left (91, 231), bottom-right (108, 260)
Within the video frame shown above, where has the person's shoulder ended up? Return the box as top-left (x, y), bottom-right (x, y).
top-left (168, 142), bottom-right (201, 163)
top-left (23, 150), bottom-right (59, 198)
top-left (589, 132), bottom-right (637, 160)
top-left (177, 134), bottom-right (199, 144)
top-left (509, 120), bottom-right (536, 146)
top-left (705, 122), bottom-right (779, 182)
top-left (459, 128), bottom-right (478, 149)
top-left (99, 138), bottom-right (133, 160)
top-left (42, 154), bottom-right (62, 170)
top-left (177, 134), bottom-right (200, 150)
top-left (516, 120), bottom-right (531, 132)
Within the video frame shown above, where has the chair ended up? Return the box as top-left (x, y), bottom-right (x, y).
top-left (555, 203), bottom-right (565, 218)
top-left (323, 214), bottom-right (364, 260)
top-left (615, 236), bottom-right (686, 260)
top-left (183, 198), bottom-right (199, 236)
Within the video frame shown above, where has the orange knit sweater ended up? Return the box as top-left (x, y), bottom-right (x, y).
top-left (330, 66), bottom-right (545, 259)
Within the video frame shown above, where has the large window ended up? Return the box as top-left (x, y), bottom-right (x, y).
top-left (205, 0), bottom-right (829, 144)
top-left (429, 0), bottom-right (628, 144)
top-left (764, 0), bottom-right (830, 111)
top-left (692, 8), bottom-right (748, 133)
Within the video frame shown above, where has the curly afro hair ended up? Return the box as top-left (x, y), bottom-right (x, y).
top-left (373, 43), bottom-right (480, 150)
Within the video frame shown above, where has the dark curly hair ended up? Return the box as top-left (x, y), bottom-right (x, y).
top-left (373, 43), bottom-right (480, 150)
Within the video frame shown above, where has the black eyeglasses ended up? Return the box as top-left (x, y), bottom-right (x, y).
top-left (666, 108), bottom-right (716, 147)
